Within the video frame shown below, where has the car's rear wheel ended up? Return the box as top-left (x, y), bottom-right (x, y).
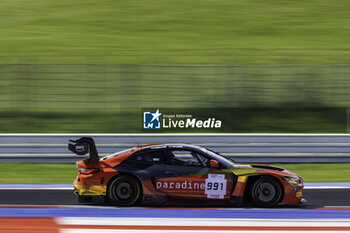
top-left (108, 175), bottom-right (142, 206)
top-left (249, 176), bottom-right (282, 207)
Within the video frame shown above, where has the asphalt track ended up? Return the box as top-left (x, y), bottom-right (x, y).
top-left (1, 185), bottom-right (350, 232)
top-left (0, 189), bottom-right (350, 207)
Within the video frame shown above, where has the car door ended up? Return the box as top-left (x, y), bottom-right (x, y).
top-left (124, 149), bottom-right (166, 187)
top-left (156, 148), bottom-right (232, 200)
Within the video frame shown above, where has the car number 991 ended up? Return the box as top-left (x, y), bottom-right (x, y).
top-left (207, 182), bottom-right (224, 190)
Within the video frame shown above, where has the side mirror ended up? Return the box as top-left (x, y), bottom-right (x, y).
top-left (210, 159), bottom-right (219, 168)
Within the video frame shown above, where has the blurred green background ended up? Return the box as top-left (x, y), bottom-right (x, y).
top-left (1, 0), bottom-right (350, 183)
top-left (1, 0), bottom-right (350, 64)
top-left (0, 0), bottom-right (350, 132)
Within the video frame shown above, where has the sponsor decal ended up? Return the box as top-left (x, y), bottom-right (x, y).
top-left (75, 145), bottom-right (85, 152)
top-left (205, 174), bottom-right (227, 199)
top-left (156, 180), bottom-right (205, 191)
top-left (156, 174), bottom-right (228, 199)
top-left (74, 185), bottom-right (106, 195)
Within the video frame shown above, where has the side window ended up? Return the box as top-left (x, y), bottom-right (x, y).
top-left (129, 150), bottom-right (164, 164)
top-left (165, 149), bottom-right (207, 167)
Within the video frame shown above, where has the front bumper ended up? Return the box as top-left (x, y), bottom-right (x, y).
top-left (281, 183), bottom-right (304, 205)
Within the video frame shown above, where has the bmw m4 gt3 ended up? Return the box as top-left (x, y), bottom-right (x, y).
top-left (69, 137), bottom-right (304, 207)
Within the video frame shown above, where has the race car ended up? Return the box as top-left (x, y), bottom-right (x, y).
top-left (69, 137), bottom-right (304, 207)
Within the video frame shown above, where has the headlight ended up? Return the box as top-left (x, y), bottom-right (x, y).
top-left (79, 168), bottom-right (90, 172)
top-left (284, 176), bottom-right (301, 184)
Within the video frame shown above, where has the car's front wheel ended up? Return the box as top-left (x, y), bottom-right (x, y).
top-left (108, 175), bottom-right (142, 206)
top-left (249, 176), bottom-right (282, 207)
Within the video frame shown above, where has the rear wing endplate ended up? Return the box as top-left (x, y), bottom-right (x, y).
top-left (68, 137), bottom-right (99, 163)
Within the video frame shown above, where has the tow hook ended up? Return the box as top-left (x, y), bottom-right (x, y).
top-left (300, 198), bottom-right (307, 204)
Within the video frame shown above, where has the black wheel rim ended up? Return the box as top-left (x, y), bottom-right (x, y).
top-left (255, 182), bottom-right (276, 202)
top-left (114, 181), bottom-right (134, 201)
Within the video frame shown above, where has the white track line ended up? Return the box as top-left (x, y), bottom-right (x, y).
top-left (56, 217), bottom-right (350, 227)
top-left (60, 230), bottom-right (350, 233)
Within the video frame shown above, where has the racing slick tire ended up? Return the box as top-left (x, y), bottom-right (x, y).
top-left (108, 175), bottom-right (142, 206)
top-left (249, 176), bottom-right (282, 207)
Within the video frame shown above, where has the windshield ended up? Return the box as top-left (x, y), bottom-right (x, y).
top-left (199, 147), bottom-right (235, 168)
top-left (101, 148), bottom-right (135, 160)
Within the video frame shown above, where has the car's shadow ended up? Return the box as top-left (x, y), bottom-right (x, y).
top-left (82, 200), bottom-right (324, 209)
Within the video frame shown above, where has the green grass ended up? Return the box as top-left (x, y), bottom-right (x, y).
top-left (0, 163), bottom-right (348, 184)
top-left (0, 164), bottom-right (77, 184)
top-left (273, 163), bottom-right (350, 182)
top-left (0, 0), bottom-right (350, 64)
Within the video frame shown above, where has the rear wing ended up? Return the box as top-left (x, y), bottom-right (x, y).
top-left (68, 137), bottom-right (99, 163)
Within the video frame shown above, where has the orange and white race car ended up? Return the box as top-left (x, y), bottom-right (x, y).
top-left (69, 137), bottom-right (304, 207)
